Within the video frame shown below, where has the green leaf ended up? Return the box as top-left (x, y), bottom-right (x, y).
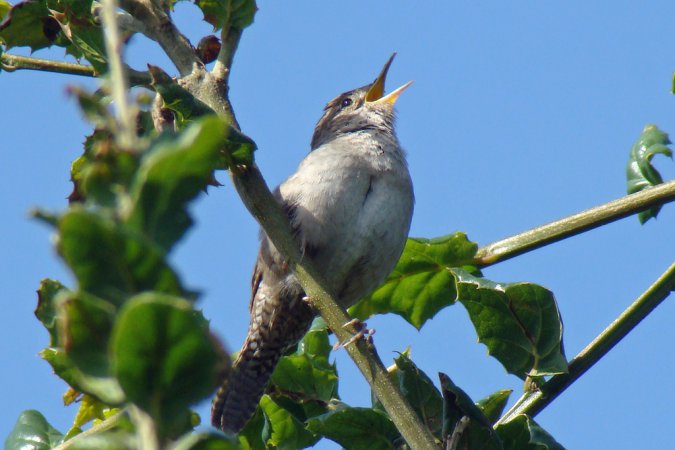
top-left (271, 319), bottom-right (338, 404)
top-left (48, 0), bottom-right (107, 73)
top-left (626, 124), bottom-right (673, 223)
top-left (496, 415), bottom-right (565, 450)
top-left (439, 373), bottom-right (501, 450)
top-left (454, 269), bottom-right (567, 379)
top-left (127, 116), bottom-right (226, 251)
top-left (111, 293), bottom-right (224, 436)
top-left (39, 347), bottom-right (125, 404)
top-left (237, 408), bottom-right (267, 450)
top-left (0, 1), bottom-right (59, 51)
top-left (195, 0), bottom-right (257, 31)
top-left (35, 278), bottom-right (68, 347)
top-left (258, 395), bottom-right (318, 450)
top-left (173, 431), bottom-right (243, 450)
top-left (5, 410), bottom-right (63, 450)
top-left (350, 232), bottom-right (479, 329)
top-left (476, 389), bottom-right (512, 424)
top-left (306, 403), bottom-right (400, 450)
top-left (64, 394), bottom-right (107, 440)
top-left (148, 64), bottom-right (217, 127)
top-left (394, 352), bottom-right (443, 436)
top-left (58, 291), bottom-right (115, 377)
top-left (0, 1), bottom-right (12, 22)
top-left (44, 207), bottom-right (186, 305)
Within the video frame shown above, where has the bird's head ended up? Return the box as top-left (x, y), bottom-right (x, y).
top-left (311, 53), bottom-right (412, 150)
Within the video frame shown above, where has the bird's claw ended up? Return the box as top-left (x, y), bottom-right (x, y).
top-left (332, 319), bottom-right (375, 351)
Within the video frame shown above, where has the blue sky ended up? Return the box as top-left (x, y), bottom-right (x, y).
top-left (1, 2), bottom-right (674, 449)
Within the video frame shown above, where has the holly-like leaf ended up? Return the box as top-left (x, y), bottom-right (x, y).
top-left (173, 431), bottom-right (242, 450)
top-left (126, 116), bottom-right (226, 251)
top-left (476, 389), bottom-right (512, 424)
top-left (439, 373), bottom-right (501, 450)
top-left (111, 293), bottom-right (224, 437)
top-left (58, 291), bottom-right (116, 377)
top-left (626, 124), bottom-right (673, 224)
top-left (35, 278), bottom-right (68, 347)
top-left (39, 347), bottom-right (125, 404)
top-left (394, 352), bottom-right (443, 436)
top-left (350, 232), bottom-right (479, 329)
top-left (306, 404), bottom-right (401, 450)
top-left (258, 395), bottom-right (319, 450)
top-left (496, 415), bottom-right (565, 450)
top-left (454, 269), bottom-right (567, 379)
top-left (0, 0), bottom-right (59, 51)
top-left (195, 0), bottom-right (257, 31)
top-left (39, 207), bottom-right (186, 306)
top-left (271, 319), bottom-right (338, 404)
top-left (5, 410), bottom-right (63, 450)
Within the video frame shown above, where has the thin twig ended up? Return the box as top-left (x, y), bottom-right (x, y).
top-left (496, 263), bottom-right (675, 425)
top-left (101, 0), bottom-right (137, 149)
top-left (475, 180), bottom-right (675, 267)
top-left (54, 411), bottom-right (126, 450)
top-left (118, 0), bottom-right (199, 76)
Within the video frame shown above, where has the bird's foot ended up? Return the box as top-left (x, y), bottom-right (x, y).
top-left (332, 318), bottom-right (375, 350)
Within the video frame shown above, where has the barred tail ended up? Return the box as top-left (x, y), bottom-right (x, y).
top-left (211, 335), bottom-right (283, 433)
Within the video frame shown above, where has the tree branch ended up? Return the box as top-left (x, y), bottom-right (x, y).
top-left (0, 52), bottom-right (150, 85)
top-left (496, 262), bottom-right (675, 425)
top-left (118, 0), bottom-right (199, 76)
top-left (475, 180), bottom-right (675, 267)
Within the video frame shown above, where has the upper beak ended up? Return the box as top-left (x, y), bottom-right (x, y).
top-left (365, 52), bottom-right (413, 105)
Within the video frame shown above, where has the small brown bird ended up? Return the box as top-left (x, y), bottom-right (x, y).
top-left (211, 54), bottom-right (414, 433)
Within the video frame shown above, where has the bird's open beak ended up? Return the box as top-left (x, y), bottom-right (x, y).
top-left (365, 53), bottom-right (413, 105)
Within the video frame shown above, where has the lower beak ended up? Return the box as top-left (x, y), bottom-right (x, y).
top-left (372, 81), bottom-right (414, 105)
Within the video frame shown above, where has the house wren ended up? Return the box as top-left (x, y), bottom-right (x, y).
top-left (211, 54), bottom-right (414, 433)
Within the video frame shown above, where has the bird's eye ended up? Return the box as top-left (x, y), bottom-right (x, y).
top-left (340, 98), bottom-right (353, 108)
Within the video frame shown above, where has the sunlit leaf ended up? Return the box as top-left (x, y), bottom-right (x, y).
top-left (306, 403), bottom-right (400, 450)
top-left (258, 395), bottom-right (318, 450)
top-left (350, 232), bottom-right (479, 329)
top-left (195, 0), bottom-right (257, 31)
top-left (476, 389), bottom-right (512, 424)
top-left (496, 415), bottom-right (566, 450)
top-left (454, 269), bottom-right (567, 379)
top-left (626, 124), bottom-right (673, 223)
top-left (5, 410), bottom-right (63, 450)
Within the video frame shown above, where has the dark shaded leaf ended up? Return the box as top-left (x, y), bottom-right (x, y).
top-left (350, 232), bottom-right (479, 329)
top-left (39, 347), bottom-right (125, 404)
top-left (35, 278), bottom-right (68, 347)
top-left (173, 431), bottom-right (242, 450)
top-left (59, 291), bottom-right (115, 376)
top-left (4, 410), bottom-right (63, 450)
top-left (476, 389), bottom-right (512, 424)
top-left (496, 415), bottom-right (565, 450)
top-left (394, 352), bottom-right (443, 436)
top-left (439, 373), bottom-right (501, 450)
top-left (454, 269), bottom-right (567, 379)
top-left (0, 1), bottom-right (58, 51)
top-left (258, 395), bottom-right (318, 450)
top-left (41, 207), bottom-right (186, 305)
top-left (195, 0), bottom-right (257, 31)
top-left (626, 124), bottom-right (673, 223)
top-left (306, 403), bottom-right (400, 450)
top-left (111, 293), bottom-right (223, 436)
top-left (127, 116), bottom-right (226, 251)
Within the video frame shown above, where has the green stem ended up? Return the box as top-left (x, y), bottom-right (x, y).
top-left (496, 263), bottom-right (675, 425)
top-left (0, 52), bottom-right (150, 85)
top-left (231, 167), bottom-right (439, 450)
top-left (101, 0), bottom-right (137, 150)
top-left (475, 180), bottom-right (675, 266)
top-left (53, 411), bottom-right (126, 450)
